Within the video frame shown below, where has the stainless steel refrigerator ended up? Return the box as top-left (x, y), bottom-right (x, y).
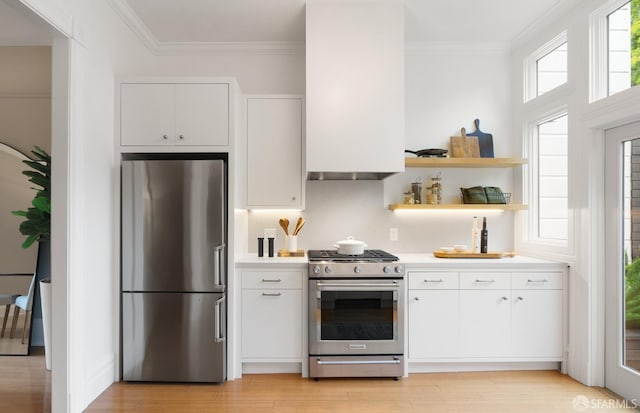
top-left (121, 156), bottom-right (227, 382)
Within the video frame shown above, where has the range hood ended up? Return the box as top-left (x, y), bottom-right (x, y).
top-left (305, 0), bottom-right (405, 181)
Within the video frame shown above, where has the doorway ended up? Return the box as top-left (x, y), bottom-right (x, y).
top-left (604, 121), bottom-right (640, 403)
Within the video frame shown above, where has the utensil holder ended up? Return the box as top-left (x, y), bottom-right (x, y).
top-left (287, 235), bottom-right (298, 252)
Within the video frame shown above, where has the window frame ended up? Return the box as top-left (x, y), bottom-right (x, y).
top-left (521, 106), bottom-right (573, 255)
top-left (589, 0), bottom-right (632, 102)
top-left (523, 31), bottom-right (568, 102)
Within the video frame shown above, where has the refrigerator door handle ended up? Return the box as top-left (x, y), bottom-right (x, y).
top-left (213, 244), bottom-right (226, 288)
top-left (214, 295), bottom-right (226, 343)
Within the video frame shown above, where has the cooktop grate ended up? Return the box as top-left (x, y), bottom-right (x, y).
top-left (307, 249), bottom-right (399, 262)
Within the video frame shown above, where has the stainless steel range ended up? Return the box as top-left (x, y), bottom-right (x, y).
top-left (307, 250), bottom-right (405, 379)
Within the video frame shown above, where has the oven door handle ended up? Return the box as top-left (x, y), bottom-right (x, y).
top-left (315, 358), bottom-right (401, 366)
top-left (315, 282), bottom-right (400, 289)
top-left (315, 282), bottom-right (400, 301)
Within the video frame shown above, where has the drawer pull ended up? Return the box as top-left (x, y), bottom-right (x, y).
top-left (261, 292), bottom-right (282, 297)
top-left (516, 296), bottom-right (524, 301)
top-left (262, 278), bottom-right (282, 283)
top-left (475, 279), bottom-right (495, 283)
top-left (501, 296), bottom-right (509, 301)
top-left (424, 279), bottom-right (443, 283)
top-left (527, 279), bottom-right (548, 283)
top-left (413, 297), bottom-right (420, 301)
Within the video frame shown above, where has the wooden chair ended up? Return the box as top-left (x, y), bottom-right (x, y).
top-left (10, 274), bottom-right (36, 344)
top-left (0, 294), bottom-right (19, 338)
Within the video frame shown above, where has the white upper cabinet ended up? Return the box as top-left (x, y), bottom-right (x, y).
top-left (246, 96), bottom-right (304, 209)
top-left (120, 83), bottom-right (229, 146)
top-left (305, 0), bottom-right (404, 179)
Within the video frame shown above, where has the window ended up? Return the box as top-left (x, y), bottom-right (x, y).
top-left (537, 42), bottom-right (568, 96)
top-left (591, 0), bottom-right (640, 100)
top-left (527, 113), bottom-right (569, 245)
top-left (608, 2), bottom-right (634, 95)
top-left (537, 114), bottom-right (568, 241)
top-left (524, 32), bottom-right (568, 102)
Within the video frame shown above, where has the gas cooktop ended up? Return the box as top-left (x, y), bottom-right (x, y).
top-left (307, 249), bottom-right (399, 262)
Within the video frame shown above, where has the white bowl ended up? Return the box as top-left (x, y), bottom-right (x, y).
top-left (453, 244), bottom-right (468, 252)
top-left (439, 247), bottom-right (454, 253)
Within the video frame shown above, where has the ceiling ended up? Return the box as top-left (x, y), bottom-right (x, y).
top-left (120, 0), bottom-right (574, 45)
top-left (0, 0), bottom-right (581, 48)
top-left (0, 1), bottom-right (56, 45)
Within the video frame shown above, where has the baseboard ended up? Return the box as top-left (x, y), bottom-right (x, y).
top-left (83, 353), bottom-right (116, 411)
top-left (241, 362), bottom-right (302, 375)
top-left (408, 361), bottom-right (561, 373)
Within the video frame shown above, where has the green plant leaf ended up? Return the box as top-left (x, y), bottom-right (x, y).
top-left (32, 196), bottom-right (51, 213)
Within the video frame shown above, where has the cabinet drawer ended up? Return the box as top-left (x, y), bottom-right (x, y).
top-left (512, 272), bottom-right (563, 290)
top-left (242, 271), bottom-right (303, 289)
top-left (460, 272), bottom-right (510, 289)
top-left (408, 272), bottom-right (458, 289)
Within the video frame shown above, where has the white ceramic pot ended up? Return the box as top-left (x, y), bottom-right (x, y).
top-left (334, 236), bottom-right (367, 255)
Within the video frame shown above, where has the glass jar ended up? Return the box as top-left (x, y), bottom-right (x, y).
top-left (403, 191), bottom-right (415, 204)
top-left (430, 172), bottom-right (442, 204)
top-left (411, 181), bottom-right (422, 204)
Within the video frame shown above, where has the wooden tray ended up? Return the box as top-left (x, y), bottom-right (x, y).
top-left (434, 251), bottom-right (515, 259)
top-left (277, 249), bottom-right (305, 257)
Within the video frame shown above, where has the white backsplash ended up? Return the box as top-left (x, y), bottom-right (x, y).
top-left (245, 179), bottom-right (515, 254)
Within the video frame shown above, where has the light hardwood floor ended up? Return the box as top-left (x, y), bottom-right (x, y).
top-left (1, 352), bottom-right (637, 413)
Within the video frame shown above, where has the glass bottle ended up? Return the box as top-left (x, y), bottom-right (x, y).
top-left (430, 172), bottom-right (442, 204)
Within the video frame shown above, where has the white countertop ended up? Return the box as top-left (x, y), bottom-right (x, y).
top-left (397, 253), bottom-right (566, 269)
top-left (235, 253), bottom-right (308, 267)
top-left (235, 252), bottom-right (566, 269)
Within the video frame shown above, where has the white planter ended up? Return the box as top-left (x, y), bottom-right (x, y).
top-left (39, 280), bottom-right (51, 371)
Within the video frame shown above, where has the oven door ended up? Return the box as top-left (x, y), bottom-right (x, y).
top-left (308, 279), bottom-right (404, 355)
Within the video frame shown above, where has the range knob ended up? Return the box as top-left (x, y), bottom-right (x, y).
top-left (354, 266), bottom-right (361, 274)
top-left (383, 266), bottom-right (392, 274)
top-left (312, 265), bottom-right (321, 274)
top-left (394, 265), bottom-right (404, 274)
top-left (324, 266), bottom-right (333, 274)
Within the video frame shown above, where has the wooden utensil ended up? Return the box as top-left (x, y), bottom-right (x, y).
top-left (279, 218), bottom-right (289, 235)
top-left (293, 217), bottom-right (305, 235)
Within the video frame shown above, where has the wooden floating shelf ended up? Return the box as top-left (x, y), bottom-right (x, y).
top-left (404, 157), bottom-right (528, 168)
top-left (389, 203), bottom-right (528, 211)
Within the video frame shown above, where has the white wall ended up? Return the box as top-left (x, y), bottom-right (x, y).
top-left (246, 46), bottom-right (515, 254)
top-left (509, 0), bottom-right (640, 387)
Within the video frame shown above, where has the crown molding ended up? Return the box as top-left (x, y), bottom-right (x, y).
top-left (406, 41), bottom-right (510, 55)
top-left (106, 0), bottom-right (304, 56)
top-left (105, 0), bottom-right (161, 51)
top-left (154, 41), bottom-right (304, 56)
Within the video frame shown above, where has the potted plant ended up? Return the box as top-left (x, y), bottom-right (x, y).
top-left (11, 146), bottom-right (51, 369)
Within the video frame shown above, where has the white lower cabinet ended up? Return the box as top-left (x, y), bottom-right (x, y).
top-left (408, 269), bottom-right (564, 364)
top-left (408, 272), bottom-right (459, 359)
top-left (240, 270), bottom-right (304, 363)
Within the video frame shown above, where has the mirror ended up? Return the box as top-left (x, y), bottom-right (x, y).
top-left (0, 143), bottom-right (37, 355)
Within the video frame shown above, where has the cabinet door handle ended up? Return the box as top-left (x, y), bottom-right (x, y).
top-left (516, 296), bottom-right (524, 301)
top-left (413, 297), bottom-right (420, 301)
top-left (424, 279), bottom-right (443, 283)
top-left (162, 134), bottom-right (168, 140)
top-left (527, 279), bottom-right (548, 283)
top-left (475, 279), bottom-right (495, 283)
top-left (179, 134), bottom-right (185, 140)
top-left (500, 296), bottom-right (509, 301)
top-left (261, 292), bottom-right (282, 297)
top-left (262, 278), bottom-right (282, 283)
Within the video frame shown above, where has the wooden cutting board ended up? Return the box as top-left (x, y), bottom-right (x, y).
top-left (465, 119), bottom-right (494, 158)
top-left (434, 251), bottom-right (515, 258)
